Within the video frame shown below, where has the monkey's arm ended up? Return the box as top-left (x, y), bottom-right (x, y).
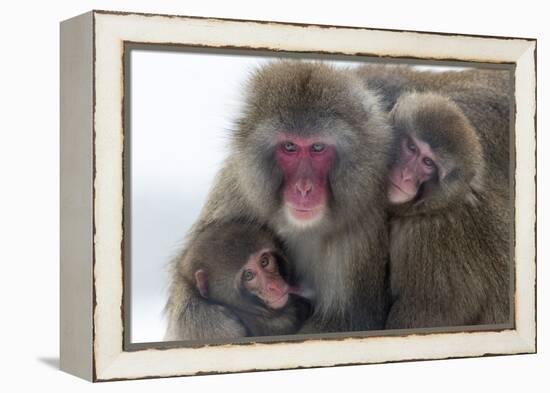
top-left (386, 218), bottom-right (493, 330)
top-left (164, 282), bottom-right (247, 341)
top-left (385, 284), bottom-right (482, 330)
top-left (386, 252), bottom-right (485, 330)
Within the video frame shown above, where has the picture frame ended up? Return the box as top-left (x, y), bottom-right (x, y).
top-left (60, 10), bottom-right (537, 382)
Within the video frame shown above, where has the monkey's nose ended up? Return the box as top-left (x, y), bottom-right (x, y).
top-left (296, 179), bottom-right (313, 197)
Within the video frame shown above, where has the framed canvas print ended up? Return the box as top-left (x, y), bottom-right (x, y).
top-left (60, 10), bottom-right (537, 382)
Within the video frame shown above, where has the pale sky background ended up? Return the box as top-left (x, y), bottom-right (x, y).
top-left (129, 49), bottom-right (467, 343)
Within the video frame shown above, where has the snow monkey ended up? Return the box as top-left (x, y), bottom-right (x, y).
top-left (385, 92), bottom-right (511, 329)
top-left (164, 222), bottom-right (311, 340)
top-left (165, 61), bottom-right (394, 339)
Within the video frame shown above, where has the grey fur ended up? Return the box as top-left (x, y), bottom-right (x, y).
top-left (383, 91), bottom-right (511, 329)
top-left (165, 61), bottom-right (394, 338)
top-left (165, 221), bottom-right (310, 340)
top-left (354, 65), bottom-right (511, 187)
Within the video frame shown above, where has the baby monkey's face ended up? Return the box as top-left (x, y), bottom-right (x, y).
top-left (388, 135), bottom-right (440, 205)
top-left (239, 249), bottom-right (292, 309)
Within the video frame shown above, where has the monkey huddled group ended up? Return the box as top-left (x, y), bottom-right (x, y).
top-left (164, 61), bottom-right (512, 341)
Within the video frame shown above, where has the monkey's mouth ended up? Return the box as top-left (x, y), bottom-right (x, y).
top-left (389, 179), bottom-right (411, 194)
top-left (388, 180), bottom-right (415, 204)
top-left (287, 205), bottom-right (324, 221)
top-left (267, 293), bottom-right (289, 309)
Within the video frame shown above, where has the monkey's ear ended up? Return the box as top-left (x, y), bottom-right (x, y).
top-left (194, 269), bottom-right (209, 298)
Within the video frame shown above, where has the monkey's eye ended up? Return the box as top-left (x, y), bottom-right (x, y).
top-left (407, 140), bottom-right (417, 152)
top-left (260, 255), bottom-right (270, 268)
top-left (242, 270), bottom-right (256, 281)
top-left (282, 141), bottom-right (297, 153)
top-left (423, 157), bottom-right (434, 167)
top-left (311, 143), bottom-right (326, 153)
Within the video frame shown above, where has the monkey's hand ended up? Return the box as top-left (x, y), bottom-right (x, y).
top-left (165, 293), bottom-right (247, 341)
top-left (201, 303), bottom-right (248, 339)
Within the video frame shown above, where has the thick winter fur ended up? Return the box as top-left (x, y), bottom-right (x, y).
top-left (385, 92), bottom-right (511, 329)
top-left (355, 65), bottom-right (512, 188)
top-left (164, 222), bottom-right (310, 340)
top-left (165, 61), bottom-right (394, 338)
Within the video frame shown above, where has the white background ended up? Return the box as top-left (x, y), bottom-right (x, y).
top-left (129, 50), bottom-right (271, 342)
top-left (0, 0), bottom-right (546, 391)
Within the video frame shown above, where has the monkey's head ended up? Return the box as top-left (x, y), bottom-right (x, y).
top-left (232, 61), bottom-right (392, 233)
top-left (188, 222), bottom-right (300, 315)
top-left (387, 92), bottom-right (484, 214)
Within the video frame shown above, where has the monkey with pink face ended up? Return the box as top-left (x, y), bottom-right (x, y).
top-left (385, 92), bottom-right (511, 329)
top-left (165, 221), bottom-right (311, 340)
top-left (165, 61), bottom-right (511, 337)
top-left (165, 61), bottom-right (392, 339)
top-left (353, 64), bottom-right (512, 329)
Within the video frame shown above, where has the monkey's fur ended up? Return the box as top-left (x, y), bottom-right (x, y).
top-left (355, 65), bottom-right (512, 187)
top-left (165, 61), bottom-right (394, 338)
top-left (385, 92), bottom-right (511, 329)
top-left (164, 222), bottom-right (310, 340)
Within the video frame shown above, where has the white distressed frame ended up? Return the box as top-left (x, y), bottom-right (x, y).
top-left (60, 10), bottom-right (536, 382)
